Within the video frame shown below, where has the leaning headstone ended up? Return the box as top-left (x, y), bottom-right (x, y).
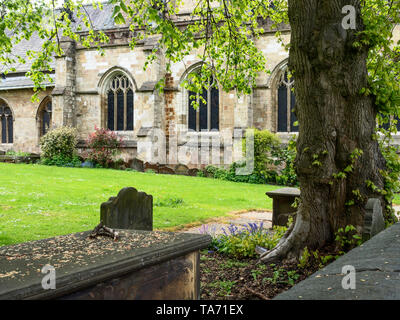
top-left (188, 168), bottom-right (199, 177)
top-left (144, 162), bottom-right (159, 173)
top-left (363, 198), bottom-right (385, 241)
top-left (130, 158), bottom-right (144, 172)
top-left (158, 166), bottom-right (175, 175)
top-left (175, 164), bottom-right (189, 175)
top-left (100, 187), bottom-right (153, 231)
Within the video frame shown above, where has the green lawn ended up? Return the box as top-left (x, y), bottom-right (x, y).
top-left (0, 163), bottom-right (280, 246)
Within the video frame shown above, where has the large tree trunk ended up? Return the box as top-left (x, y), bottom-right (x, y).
top-left (261, 0), bottom-right (387, 263)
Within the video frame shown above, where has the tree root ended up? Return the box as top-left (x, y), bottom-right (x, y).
top-left (260, 213), bottom-right (310, 264)
top-left (245, 287), bottom-right (270, 300)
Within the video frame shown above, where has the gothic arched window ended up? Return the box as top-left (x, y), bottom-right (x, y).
top-left (106, 74), bottom-right (134, 131)
top-left (277, 66), bottom-right (298, 133)
top-left (0, 103), bottom-right (13, 144)
top-left (187, 75), bottom-right (219, 132)
top-left (38, 97), bottom-right (52, 137)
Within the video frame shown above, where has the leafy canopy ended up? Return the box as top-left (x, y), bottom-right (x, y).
top-left (0, 0), bottom-right (399, 121)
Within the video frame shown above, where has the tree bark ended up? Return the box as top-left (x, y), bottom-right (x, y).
top-left (261, 0), bottom-right (387, 263)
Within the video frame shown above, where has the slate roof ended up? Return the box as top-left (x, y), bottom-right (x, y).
top-left (0, 74), bottom-right (55, 91)
top-left (0, 2), bottom-right (119, 90)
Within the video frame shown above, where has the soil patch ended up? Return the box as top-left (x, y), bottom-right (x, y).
top-left (200, 244), bottom-right (338, 300)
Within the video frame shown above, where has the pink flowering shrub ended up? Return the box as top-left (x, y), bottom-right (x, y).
top-left (84, 127), bottom-right (123, 167)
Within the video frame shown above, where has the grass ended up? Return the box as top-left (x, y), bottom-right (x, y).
top-left (0, 163), bottom-right (280, 246)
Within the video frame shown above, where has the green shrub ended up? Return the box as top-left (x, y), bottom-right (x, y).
top-left (243, 128), bottom-right (281, 178)
top-left (83, 127), bottom-right (123, 168)
top-left (271, 136), bottom-right (298, 186)
top-left (40, 126), bottom-right (78, 165)
top-left (201, 131), bottom-right (298, 186)
top-left (41, 154), bottom-right (81, 167)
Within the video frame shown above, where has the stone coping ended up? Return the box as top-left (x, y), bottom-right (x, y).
top-left (266, 187), bottom-right (300, 197)
top-left (274, 223), bottom-right (400, 300)
top-left (0, 230), bottom-right (211, 300)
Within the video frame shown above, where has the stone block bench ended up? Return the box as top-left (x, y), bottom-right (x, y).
top-left (274, 222), bottom-right (400, 300)
top-left (0, 230), bottom-right (211, 300)
top-left (266, 187), bottom-right (300, 227)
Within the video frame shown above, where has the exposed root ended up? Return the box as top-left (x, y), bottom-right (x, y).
top-left (260, 213), bottom-right (310, 264)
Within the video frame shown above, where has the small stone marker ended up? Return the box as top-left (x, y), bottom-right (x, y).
top-left (100, 187), bottom-right (153, 231)
top-left (175, 164), bottom-right (189, 175)
top-left (129, 158), bottom-right (144, 172)
top-left (363, 198), bottom-right (385, 241)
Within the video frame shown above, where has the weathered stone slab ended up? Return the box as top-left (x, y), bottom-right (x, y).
top-left (158, 166), bottom-right (175, 175)
top-left (143, 162), bottom-right (159, 173)
top-left (188, 168), bottom-right (199, 176)
top-left (100, 187), bottom-right (153, 231)
top-left (175, 164), bottom-right (189, 175)
top-left (0, 154), bottom-right (40, 164)
top-left (363, 198), bottom-right (385, 241)
top-left (274, 223), bottom-right (400, 300)
top-left (0, 230), bottom-right (211, 300)
top-left (265, 187), bottom-right (300, 226)
top-left (129, 158), bottom-right (144, 172)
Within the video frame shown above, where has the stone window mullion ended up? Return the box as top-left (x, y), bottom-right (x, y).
top-left (196, 94), bottom-right (200, 132)
top-left (113, 89), bottom-right (117, 131)
top-left (0, 115), bottom-right (2, 143)
top-left (207, 79), bottom-right (211, 131)
top-left (123, 88), bottom-right (127, 130)
top-left (286, 84), bottom-right (291, 132)
top-left (5, 115), bottom-right (9, 143)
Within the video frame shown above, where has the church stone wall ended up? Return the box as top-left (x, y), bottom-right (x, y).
top-left (0, 88), bottom-right (53, 153)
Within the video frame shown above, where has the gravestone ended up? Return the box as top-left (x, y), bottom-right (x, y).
top-left (130, 158), bottom-right (144, 172)
top-left (144, 162), bottom-right (159, 173)
top-left (0, 230), bottom-right (211, 300)
top-left (188, 168), bottom-right (199, 176)
top-left (175, 164), bottom-right (189, 175)
top-left (362, 198), bottom-right (385, 241)
top-left (158, 166), bottom-right (175, 175)
top-left (100, 187), bottom-right (153, 231)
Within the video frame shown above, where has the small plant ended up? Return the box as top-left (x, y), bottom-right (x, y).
top-left (286, 270), bottom-right (300, 286)
top-left (250, 264), bottom-right (266, 281)
top-left (83, 126), bottom-right (123, 168)
top-left (209, 280), bottom-right (236, 297)
top-left (298, 247), bottom-right (339, 270)
top-left (154, 196), bottom-right (185, 208)
top-left (264, 267), bottom-right (285, 284)
top-left (335, 225), bottom-right (363, 253)
top-left (297, 247), bottom-right (311, 269)
top-left (220, 260), bottom-right (249, 269)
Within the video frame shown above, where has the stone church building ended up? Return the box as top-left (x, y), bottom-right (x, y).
top-left (0, 3), bottom-right (399, 167)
